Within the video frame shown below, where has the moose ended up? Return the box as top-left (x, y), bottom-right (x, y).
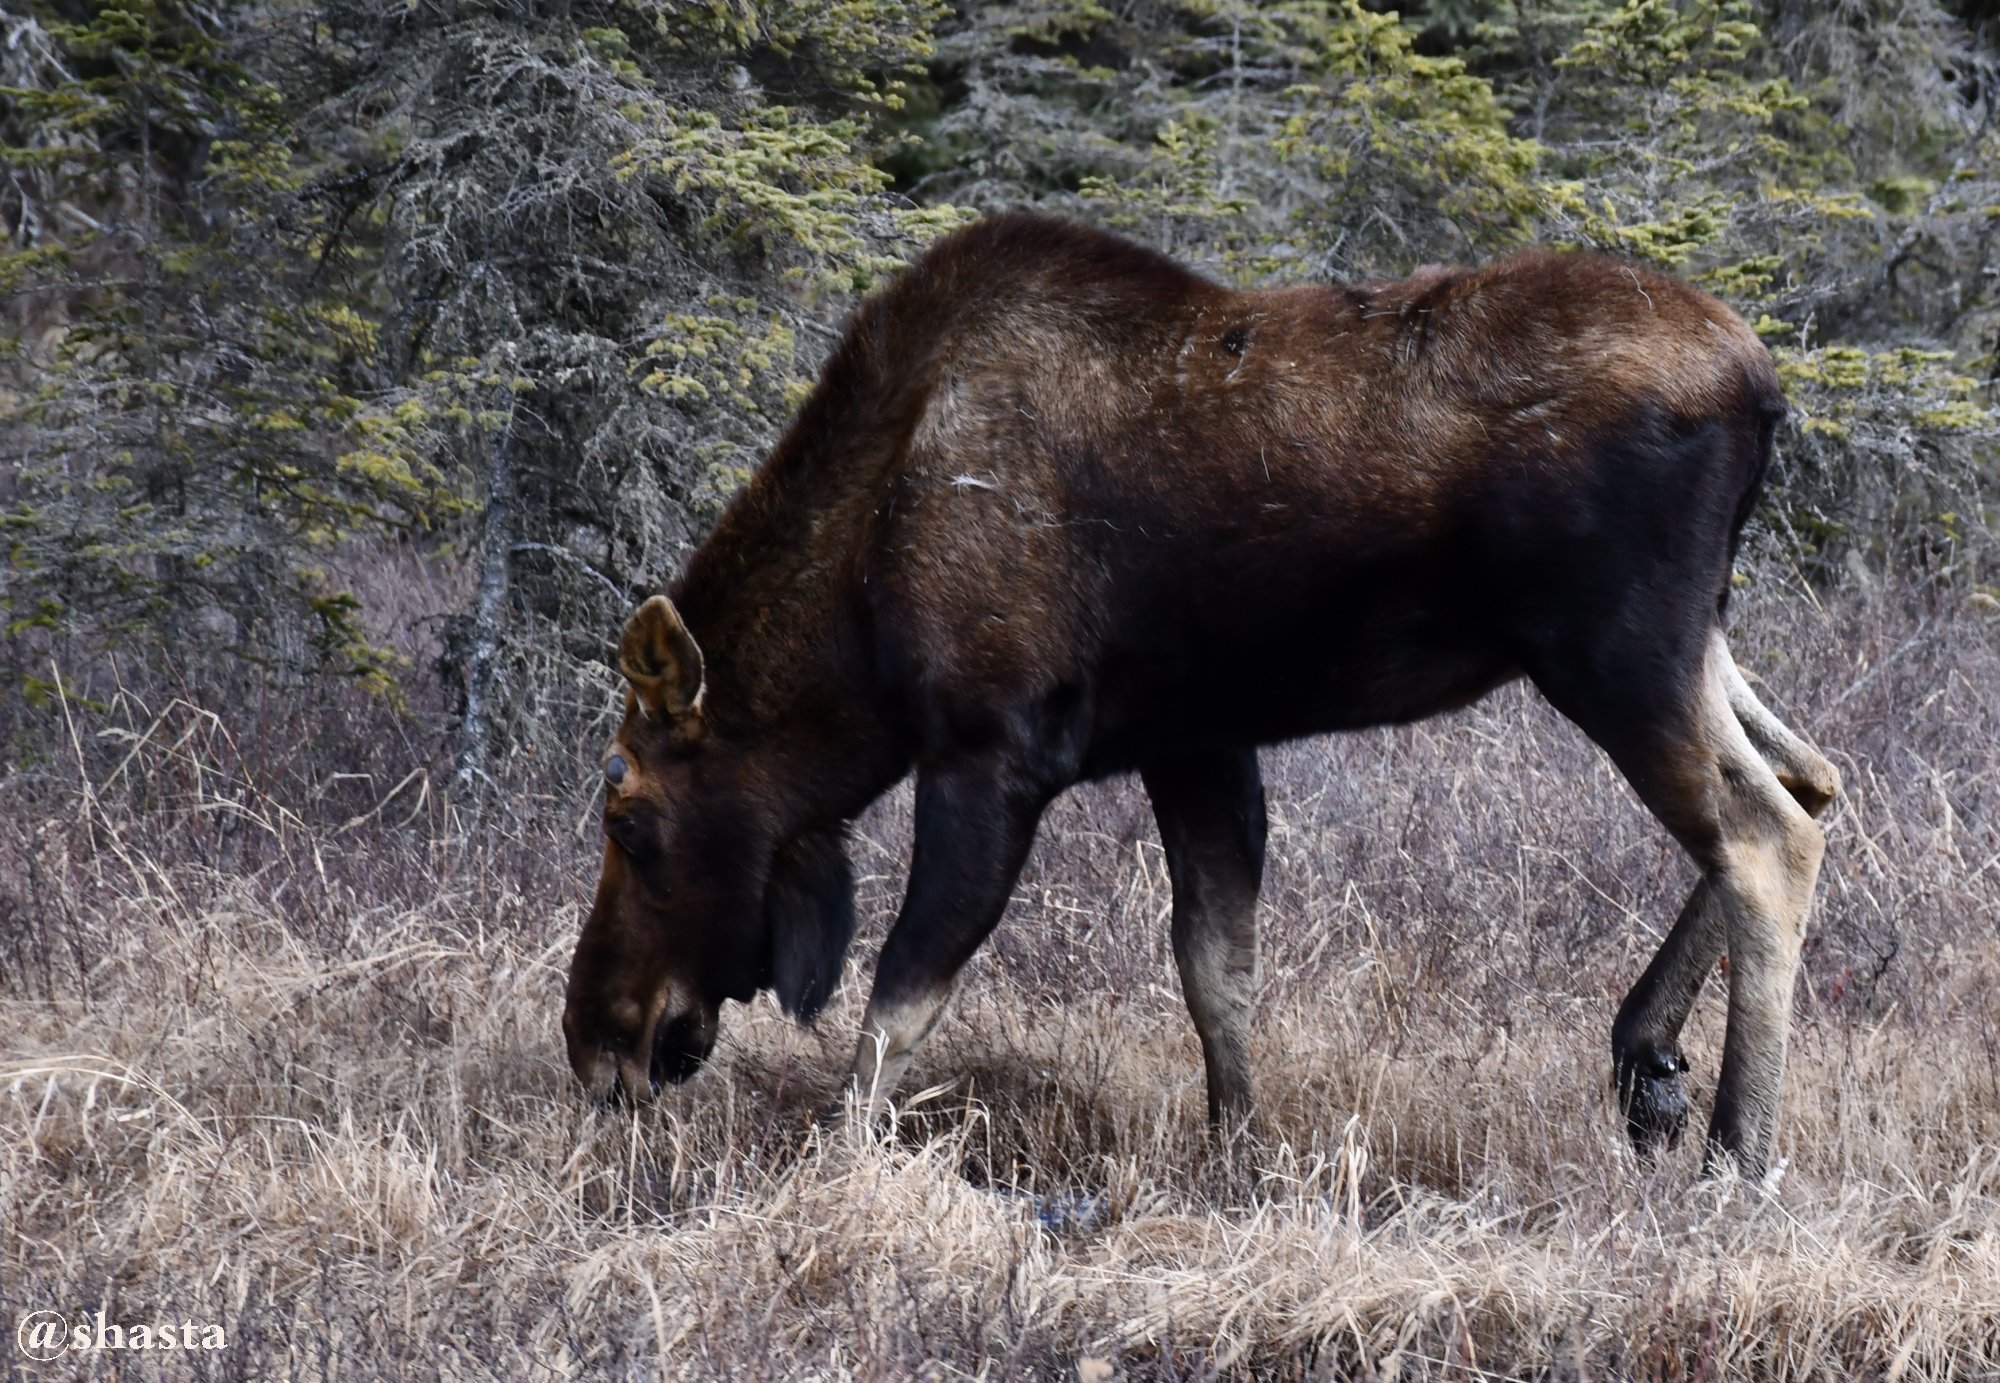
top-left (562, 213), bottom-right (1839, 1175)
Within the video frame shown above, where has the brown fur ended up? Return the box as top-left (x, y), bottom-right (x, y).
top-left (563, 214), bottom-right (1833, 1176)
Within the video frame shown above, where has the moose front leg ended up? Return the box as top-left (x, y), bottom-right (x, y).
top-left (848, 752), bottom-right (1050, 1119)
top-left (1142, 747), bottom-right (1268, 1133)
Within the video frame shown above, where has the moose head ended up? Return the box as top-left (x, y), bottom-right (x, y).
top-left (561, 595), bottom-right (856, 1103)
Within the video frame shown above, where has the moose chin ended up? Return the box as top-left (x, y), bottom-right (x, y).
top-left (561, 212), bottom-right (1838, 1178)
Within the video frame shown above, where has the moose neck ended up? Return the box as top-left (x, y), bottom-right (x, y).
top-left (666, 267), bottom-right (947, 827)
top-left (670, 456), bottom-right (911, 832)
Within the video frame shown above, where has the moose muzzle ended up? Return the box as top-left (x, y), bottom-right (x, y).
top-left (564, 993), bottom-right (720, 1104)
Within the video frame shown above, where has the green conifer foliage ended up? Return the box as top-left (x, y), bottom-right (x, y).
top-left (3, 0), bottom-right (1993, 775)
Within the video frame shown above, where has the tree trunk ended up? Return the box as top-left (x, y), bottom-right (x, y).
top-left (454, 412), bottom-right (515, 800)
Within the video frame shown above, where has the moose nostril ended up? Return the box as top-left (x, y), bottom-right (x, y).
top-left (652, 1012), bottom-right (712, 1086)
top-left (605, 753), bottom-right (627, 786)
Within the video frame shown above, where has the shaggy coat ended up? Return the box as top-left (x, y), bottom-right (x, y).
top-left (564, 214), bottom-right (1838, 1175)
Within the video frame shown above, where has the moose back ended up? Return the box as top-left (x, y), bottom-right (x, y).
top-left (562, 214), bottom-right (1838, 1175)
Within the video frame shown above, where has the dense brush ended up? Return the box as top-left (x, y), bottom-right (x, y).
top-left (3, 578), bottom-right (1997, 1379)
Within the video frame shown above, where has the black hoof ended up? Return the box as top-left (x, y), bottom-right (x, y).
top-left (1616, 1047), bottom-right (1691, 1153)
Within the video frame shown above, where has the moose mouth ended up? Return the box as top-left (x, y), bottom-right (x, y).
top-left (649, 1008), bottom-right (718, 1088)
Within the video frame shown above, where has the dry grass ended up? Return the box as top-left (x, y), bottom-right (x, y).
top-left (4, 577), bottom-right (2000, 1380)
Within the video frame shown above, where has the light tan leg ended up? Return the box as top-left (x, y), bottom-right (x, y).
top-left (1614, 635), bottom-right (1838, 1153)
top-left (1682, 636), bottom-right (1828, 1172)
top-left (1721, 655), bottom-right (1841, 816)
top-left (1705, 787), bottom-right (1826, 1166)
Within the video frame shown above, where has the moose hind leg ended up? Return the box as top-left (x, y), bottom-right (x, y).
top-left (1530, 617), bottom-right (1827, 1175)
top-left (1612, 877), bottom-right (1725, 1153)
top-left (1701, 641), bottom-right (1831, 1170)
top-left (1622, 640), bottom-right (1826, 1173)
top-left (1611, 636), bottom-right (1838, 1155)
top-left (1142, 748), bottom-right (1267, 1133)
top-left (1721, 655), bottom-right (1841, 818)
top-left (847, 752), bottom-right (1050, 1121)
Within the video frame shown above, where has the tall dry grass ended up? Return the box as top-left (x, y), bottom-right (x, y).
top-left (3, 573), bottom-right (1999, 1380)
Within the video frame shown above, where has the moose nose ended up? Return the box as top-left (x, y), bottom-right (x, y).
top-left (562, 1010), bottom-right (622, 1103)
top-left (568, 1032), bottom-right (660, 1108)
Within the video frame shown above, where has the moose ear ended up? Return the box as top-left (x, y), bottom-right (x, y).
top-left (619, 595), bottom-right (704, 721)
top-left (765, 828), bottom-right (856, 1025)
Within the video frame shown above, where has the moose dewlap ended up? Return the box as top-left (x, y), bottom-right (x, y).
top-left (561, 213), bottom-right (1838, 1176)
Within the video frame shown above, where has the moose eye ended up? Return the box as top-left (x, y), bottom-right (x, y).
top-left (607, 814), bottom-right (644, 853)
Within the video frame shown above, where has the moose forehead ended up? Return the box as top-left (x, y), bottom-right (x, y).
top-left (604, 698), bottom-right (666, 768)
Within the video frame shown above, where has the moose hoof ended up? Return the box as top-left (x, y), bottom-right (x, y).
top-left (1617, 1048), bottom-right (1691, 1154)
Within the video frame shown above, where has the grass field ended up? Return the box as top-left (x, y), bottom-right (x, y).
top-left (5, 580), bottom-right (1999, 1379)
